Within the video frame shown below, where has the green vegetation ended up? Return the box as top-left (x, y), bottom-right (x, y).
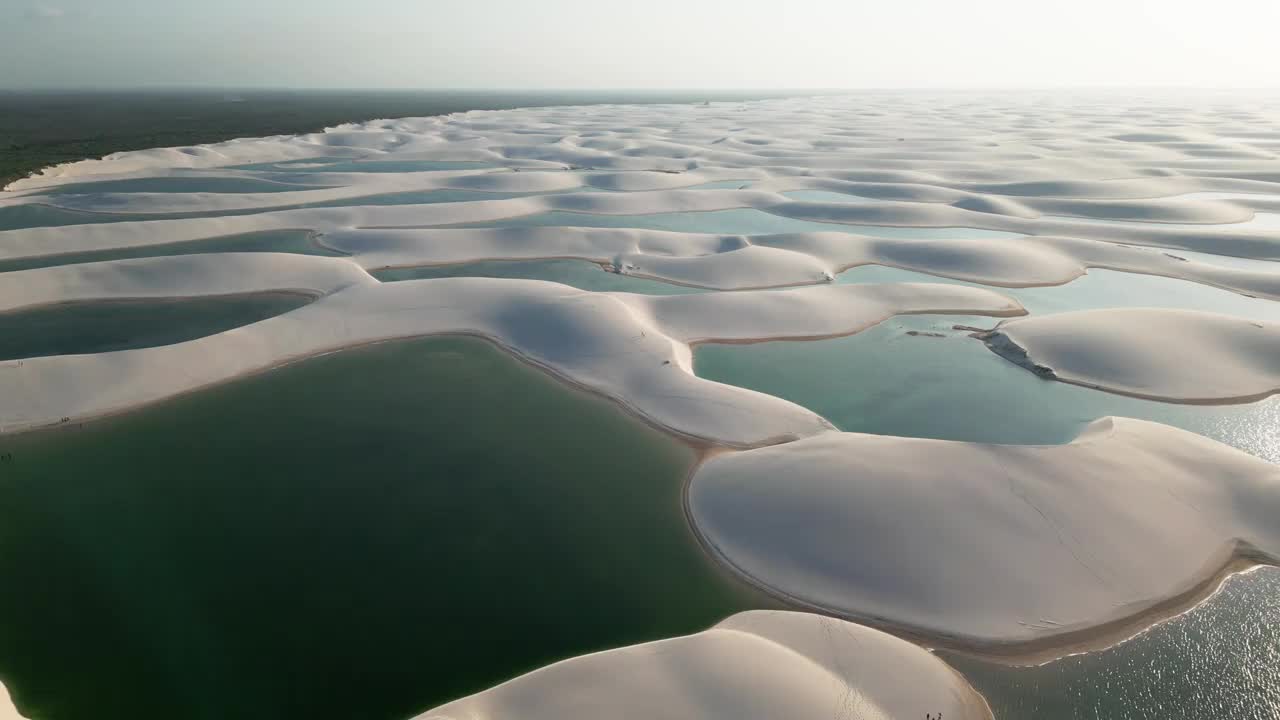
top-left (0, 90), bottom-right (803, 188)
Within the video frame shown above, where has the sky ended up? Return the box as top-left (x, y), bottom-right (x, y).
top-left (4, 0), bottom-right (1279, 90)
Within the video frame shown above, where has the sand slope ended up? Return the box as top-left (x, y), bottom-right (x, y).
top-left (983, 308), bottom-right (1280, 403)
top-left (0, 278), bottom-right (1021, 442)
top-left (0, 684), bottom-right (24, 720)
top-left (417, 611), bottom-right (991, 720)
top-left (689, 418), bottom-right (1280, 650)
top-left (0, 253), bottom-right (373, 312)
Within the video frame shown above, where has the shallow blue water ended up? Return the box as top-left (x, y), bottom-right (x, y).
top-left (838, 265), bottom-right (1280, 323)
top-left (695, 313), bottom-right (1279, 462)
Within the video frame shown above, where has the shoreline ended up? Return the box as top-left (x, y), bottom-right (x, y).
top-left (980, 319), bottom-right (1280, 407)
top-left (0, 300), bottom-right (1267, 670)
top-left (681, 438), bottom-right (1276, 667)
top-left (0, 288), bottom-right (321, 318)
top-left (0, 281), bottom-right (1023, 439)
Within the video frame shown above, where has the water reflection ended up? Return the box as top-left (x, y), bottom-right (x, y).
top-left (948, 567), bottom-right (1280, 720)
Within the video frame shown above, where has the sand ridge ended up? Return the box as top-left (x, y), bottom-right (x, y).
top-left (416, 610), bottom-right (992, 720)
top-left (2, 92), bottom-right (1279, 711)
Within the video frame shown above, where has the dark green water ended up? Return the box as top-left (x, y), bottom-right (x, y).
top-left (695, 314), bottom-right (1279, 462)
top-left (0, 336), bottom-right (768, 720)
top-left (0, 293), bottom-right (312, 360)
top-left (0, 230), bottom-right (341, 275)
top-left (374, 258), bottom-right (703, 294)
top-left (949, 567), bottom-right (1280, 720)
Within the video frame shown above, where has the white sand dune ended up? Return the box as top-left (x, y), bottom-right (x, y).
top-left (982, 308), bottom-right (1280, 403)
top-left (0, 278), bottom-right (1021, 441)
top-left (327, 224), bottom-right (1280, 298)
top-left (1, 92), bottom-right (1279, 692)
top-left (689, 418), bottom-right (1280, 650)
top-left (0, 253), bottom-right (374, 313)
top-left (0, 169), bottom-right (584, 215)
top-left (417, 611), bottom-right (991, 720)
top-left (7, 97), bottom-right (1280, 264)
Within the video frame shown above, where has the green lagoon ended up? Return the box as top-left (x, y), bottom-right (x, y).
top-left (0, 336), bottom-right (770, 720)
top-left (0, 230), bottom-right (340, 275)
top-left (0, 293), bottom-right (312, 360)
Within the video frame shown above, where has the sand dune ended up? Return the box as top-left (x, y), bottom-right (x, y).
top-left (0, 253), bottom-right (373, 313)
top-left (689, 418), bottom-right (1280, 651)
top-left (1, 92), bottom-right (1278, 695)
top-left (0, 278), bottom-right (1020, 442)
top-left (417, 611), bottom-right (991, 720)
top-left (0, 684), bottom-right (24, 720)
top-left (982, 308), bottom-right (1280, 403)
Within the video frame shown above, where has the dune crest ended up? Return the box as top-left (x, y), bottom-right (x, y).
top-left (417, 611), bottom-right (991, 720)
top-left (689, 418), bottom-right (1280, 654)
top-left (982, 308), bottom-right (1280, 403)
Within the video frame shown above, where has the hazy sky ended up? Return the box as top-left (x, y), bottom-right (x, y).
top-left (5, 0), bottom-right (1279, 89)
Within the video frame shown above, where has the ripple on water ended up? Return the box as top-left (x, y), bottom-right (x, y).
top-left (947, 567), bottom-right (1280, 720)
